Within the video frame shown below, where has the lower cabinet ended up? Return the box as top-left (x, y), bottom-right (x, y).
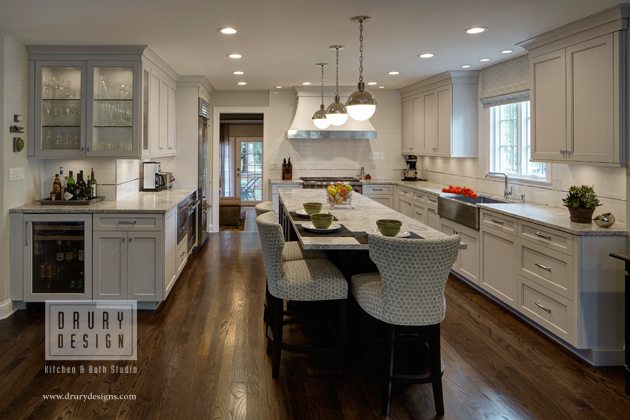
top-left (442, 219), bottom-right (479, 283)
top-left (396, 187), bottom-right (413, 217)
top-left (479, 211), bottom-right (518, 306)
top-left (362, 184), bottom-right (394, 208)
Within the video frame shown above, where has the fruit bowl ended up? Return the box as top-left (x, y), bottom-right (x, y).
top-left (326, 182), bottom-right (353, 209)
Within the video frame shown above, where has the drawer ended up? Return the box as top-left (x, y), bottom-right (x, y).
top-left (397, 187), bottom-right (412, 200)
top-left (425, 193), bottom-right (439, 207)
top-left (412, 203), bottom-right (428, 224)
top-left (519, 221), bottom-right (573, 256)
top-left (94, 214), bottom-right (162, 231)
top-left (363, 184), bottom-right (393, 195)
top-left (177, 235), bottom-right (188, 273)
top-left (412, 191), bottom-right (427, 204)
top-left (480, 210), bottom-right (517, 236)
top-left (519, 276), bottom-right (574, 344)
top-left (520, 243), bottom-right (573, 299)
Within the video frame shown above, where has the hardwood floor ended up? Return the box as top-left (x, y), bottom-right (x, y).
top-left (0, 224), bottom-right (629, 419)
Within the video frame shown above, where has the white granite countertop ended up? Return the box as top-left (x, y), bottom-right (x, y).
top-left (269, 179), bottom-right (303, 185)
top-left (10, 187), bottom-right (197, 214)
top-left (478, 202), bottom-right (627, 236)
top-left (279, 189), bottom-right (448, 250)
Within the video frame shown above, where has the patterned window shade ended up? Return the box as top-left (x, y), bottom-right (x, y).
top-left (479, 55), bottom-right (530, 107)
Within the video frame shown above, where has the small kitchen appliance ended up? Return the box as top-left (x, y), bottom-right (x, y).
top-left (157, 172), bottom-right (174, 190)
top-left (401, 155), bottom-right (425, 181)
top-left (142, 161), bottom-right (161, 191)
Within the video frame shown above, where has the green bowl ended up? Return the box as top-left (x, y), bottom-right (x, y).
top-left (311, 213), bottom-right (333, 229)
top-left (376, 219), bottom-right (402, 237)
top-left (303, 202), bottom-right (323, 215)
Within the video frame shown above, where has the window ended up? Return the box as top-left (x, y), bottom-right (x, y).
top-left (490, 101), bottom-right (548, 181)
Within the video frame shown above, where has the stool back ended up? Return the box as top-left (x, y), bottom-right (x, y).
top-left (368, 235), bottom-right (460, 326)
top-left (255, 201), bottom-right (274, 217)
top-left (256, 211), bottom-right (286, 297)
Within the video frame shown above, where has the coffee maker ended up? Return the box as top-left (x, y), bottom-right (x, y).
top-left (402, 155), bottom-right (421, 181)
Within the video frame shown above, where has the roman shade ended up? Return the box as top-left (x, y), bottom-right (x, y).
top-left (479, 54), bottom-right (530, 107)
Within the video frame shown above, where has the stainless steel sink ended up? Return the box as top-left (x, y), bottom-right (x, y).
top-left (438, 194), bottom-right (508, 230)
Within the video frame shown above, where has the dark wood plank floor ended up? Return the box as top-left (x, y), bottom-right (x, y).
top-left (1, 218), bottom-right (629, 419)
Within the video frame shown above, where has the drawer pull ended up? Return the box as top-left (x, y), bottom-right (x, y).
top-left (428, 198), bottom-right (437, 203)
top-left (118, 220), bottom-right (137, 225)
top-left (535, 231), bottom-right (551, 241)
top-left (534, 301), bottom-right (552, 314)
top-left (491, 219), bottom-right (504, 225)
top-left (372, 188), bottom-right (383, 191)
top-left (534, 262), bottom-right (551, 272)
top-left (428, 208), bottom-right (437, 213)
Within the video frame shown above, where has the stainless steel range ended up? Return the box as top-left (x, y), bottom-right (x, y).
top-left (300, 177), bottom-right (363, 194)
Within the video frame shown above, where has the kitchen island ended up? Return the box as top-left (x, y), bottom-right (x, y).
top-left (10, 188), bottom-right (197, 309)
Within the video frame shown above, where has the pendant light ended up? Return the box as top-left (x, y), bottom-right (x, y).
top-left (312, 63), bottom-right (330, 129)
top-left (325, 45), bottom-right (349, 126)
top-left (347, 16), bottom-right (377, 121)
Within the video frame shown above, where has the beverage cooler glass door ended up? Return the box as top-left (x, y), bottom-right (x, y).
top-left (23, 214), bottom-right (93, 301)
top-left (87, 62), bottom-right (139, 156)
top-left (35, 62), bottom-right (86, 157)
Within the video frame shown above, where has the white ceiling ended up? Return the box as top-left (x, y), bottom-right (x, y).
top-left (0, 0), bottom-right (623, 90)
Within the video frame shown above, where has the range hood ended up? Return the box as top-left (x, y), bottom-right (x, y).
top-left (287, 87), bottom-right (377, 139)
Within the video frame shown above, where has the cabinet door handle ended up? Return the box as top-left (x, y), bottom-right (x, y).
top-left (129, 238), bottom-right (133, 242)
top-left (80, 146), bottom-right (84, 151)
top-left (534, 231), bottom-right (552, 241)
top-left (428, 208), bottom-right (437, 213)
top-left (87, 146), bottom-right (90, 152)
top-left (560, 149), bottom-right (565, 156)
top-left (121, 237), bottom-right (125, 242)
top-left (118, 220), bottom-right (137, 225)
top-left (534, 262), bottom-right (551, 272)
top-left (534, 301), bottom-right (552, 313)
top-left (491, 219), bottom-right (504, 225)
top-left (428, 199), bottom-right (437, 204)
top-left (432, 147), bottom-right (438, 151)
top-left (25, 221), bottom-right (30, 246)
top-left (372, 188), bottom-right (383, 191)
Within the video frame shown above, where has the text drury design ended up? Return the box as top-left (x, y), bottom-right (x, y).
top-left (45, 301), bottom-right (137, 360)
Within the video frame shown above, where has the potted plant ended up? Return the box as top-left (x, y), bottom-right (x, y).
top-left (562, 185), bottom-right (601, 223)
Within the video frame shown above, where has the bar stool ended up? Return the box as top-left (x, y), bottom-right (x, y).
top-left (351, 234), bottom-right (460, 416)
top-left (256, 211), bottom-right (349, 378)
top-left (255, 201), bottom-right (274, 217)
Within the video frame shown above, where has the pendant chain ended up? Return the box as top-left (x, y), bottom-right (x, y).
top-left (320, 64), bottom-right (325, 106)
top-left (335, 47), bottom-right (340, 98)
top-left (358, 19), bottom-right (364, 84)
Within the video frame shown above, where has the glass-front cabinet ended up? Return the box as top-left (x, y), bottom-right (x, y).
top-left (28, 47), bottom-right (144, 158)
top-left (23, 214), bottom-right (92, 300)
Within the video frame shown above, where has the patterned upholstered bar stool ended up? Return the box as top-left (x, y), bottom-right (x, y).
top-left (255, 201), bottom-right (274, 217)
top-left (256, 211), bottom-right (349, 378)
top-left (351, 234), bottom-right (460, 416)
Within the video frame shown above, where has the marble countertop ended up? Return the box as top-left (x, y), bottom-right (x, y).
top-left (269, 179), bottom-right (303, 184)
top-left (10, 187), bottom-right (197, 214)
top-left (278, 189), bottom-right (448, 250)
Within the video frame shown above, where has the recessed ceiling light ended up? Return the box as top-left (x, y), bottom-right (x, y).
top-left (388, 71), bottom-right (400, 75)
top-left (419, 53), bottom-right (435, 59)
top-left (378, 86), bottom-right (385, 89)
top-left (218, 27), bottom-right (237, 35)
top-left (479, 58), bottom-right (491, 62)
top-left (233, 71), bottom-right (244, 75)
top-left (227, 53), bottom-right (242, 59)
top-left (501, 49), bottom-right (513, 54)
top-left (302, 81), bottom-right (311, 85)
top-left (276, 85), bottom-right (283, 89)
top-left (237, 81), bottom-right (247, 86)
top-left (367, 82), bottom-right (377, 86)
top-left (461, 64), bottom-right (472, 69)
top-left (465, 27), bottom-right (487, 34)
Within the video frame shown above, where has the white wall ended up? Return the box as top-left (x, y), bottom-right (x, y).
top-left (422, 84), bottom-right (627, 223)
top-left (0, 36), bottom-right (44, 313)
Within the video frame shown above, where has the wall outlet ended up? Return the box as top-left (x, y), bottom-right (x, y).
top-left (9, 167), bottom-right (25, 181)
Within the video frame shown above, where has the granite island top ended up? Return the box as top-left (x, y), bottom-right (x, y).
top-left (10, 187), bottom-right (197, 214)
top-left (278, 189), bottom-right (449, 250)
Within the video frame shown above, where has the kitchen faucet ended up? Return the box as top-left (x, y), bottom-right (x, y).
top-left (486, 172), bottom-right (513, 200)
top-left (359, 166), bottom-right (365, 180)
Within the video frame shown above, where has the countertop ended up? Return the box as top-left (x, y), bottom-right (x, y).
top-left (278, 189), bottom-right (448, 250)
top-left (10, 187), bottom-right (197, 214)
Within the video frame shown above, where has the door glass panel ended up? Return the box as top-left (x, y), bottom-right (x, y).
top-left (32, 221), bottom-right (86, 294)
top-left (41, 66), bottom-right (82, 151)
top-left (93, 66), bottom-right (133, 152)
top-left (239, 140), bottom-right (263, 202)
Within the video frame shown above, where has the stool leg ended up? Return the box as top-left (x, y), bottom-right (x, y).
top-left (339, 299), bottom-right (348, 373)
top-left (271, 294), bottom-right (284, 379)
top-left (382, 324), bottom-right (395, 416)
top-left (429, 324), bottom-right (444, 416)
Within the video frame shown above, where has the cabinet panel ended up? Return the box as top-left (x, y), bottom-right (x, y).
top-left (128, 231), bottom-right (161, 300)
top-left (412, 203), bottom-right (428, 225)
top-left (531, 49), bottom-right (566, 161)
top-left (159, 80), bottom-right (169, 154)
top-left (402, 99), bottom-right (414, 153)
top-left (370, 196), bottom-right (394, 208)
top-left (167, 85), bottom-right (176, 152)
top-left (436, 86), bottom-right (452, 156)
top-left (93, 231), bottom-right (127, 299)
top-left (480, 228), bottom-right (517, 306)
top-left (363, 184), bottom-right (393, 195)
top-left (519, 243), bottom-right (573, 299)
top-left (519, 221), bottom-right (573, 256)
top-left (164, 209), bottom-right (177, 297)
top-left (424, 91), bottom-right (438, 153)
top-left (567, 34), bottom-right (615, 162)
top-left (412, 95), bottom-right (425, 153)
top-left (442, 219), bottom-right (479, 283)
top-left (427, 207), bottom-right (441, 231)
top-left (149, 72), bottom-right (161, 156)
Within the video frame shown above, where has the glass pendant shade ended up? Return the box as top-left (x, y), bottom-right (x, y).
top-left (312, 105), bottom-right (330, 129)
top-left (347, 83), bottom-right (377, 121)
top-left (326, 97), bottom-right (349, 126)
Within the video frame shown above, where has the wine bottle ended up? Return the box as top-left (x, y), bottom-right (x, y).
top-left (65, 171), bottom-right (76, 200)
top-left (50, 174), bottom-right (61, 200)
top-left (59, 167), bottom-right (66, 200)
top-left (55, 240), bottom-right (65, 262)
top-left (89, 167), bottom-right (98, 198)
top-left (75, 170), bottom-right (86, 200)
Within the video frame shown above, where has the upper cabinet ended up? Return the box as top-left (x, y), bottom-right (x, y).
top-left (28, 46), bottom-right (178, 159)
top-left (520, 5), bottom-right (628, 165)
top-left (399, 71), bottom-right (478, 157)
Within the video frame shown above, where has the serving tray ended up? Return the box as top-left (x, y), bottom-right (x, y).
top-left (38, 196), bottom-right (105, 206)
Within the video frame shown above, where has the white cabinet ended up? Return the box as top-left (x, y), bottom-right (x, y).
top-left (479, 210), bottom-right (518, 306)
top-left (145, 61), bottom-right (177, 158)
top-left (425, 193), bottom-right (441, 231)
top-left (362, 184), bottom-right (394, 209)
top-left (526, 28), bottom-right (623, 164)
top-left (399, 71), bottom-right (478, 157)
top-left (442, 219), bottom-right (479, 283)
top-left (93, 214), bottom-right (162, 301)
top-left (395, 187), bottom-right (413, 217)
top-left (164, 207), bottom-right (177, 297)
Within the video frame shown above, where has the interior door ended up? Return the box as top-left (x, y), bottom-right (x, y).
top-left (235, 137), bottom-right (263, 204)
